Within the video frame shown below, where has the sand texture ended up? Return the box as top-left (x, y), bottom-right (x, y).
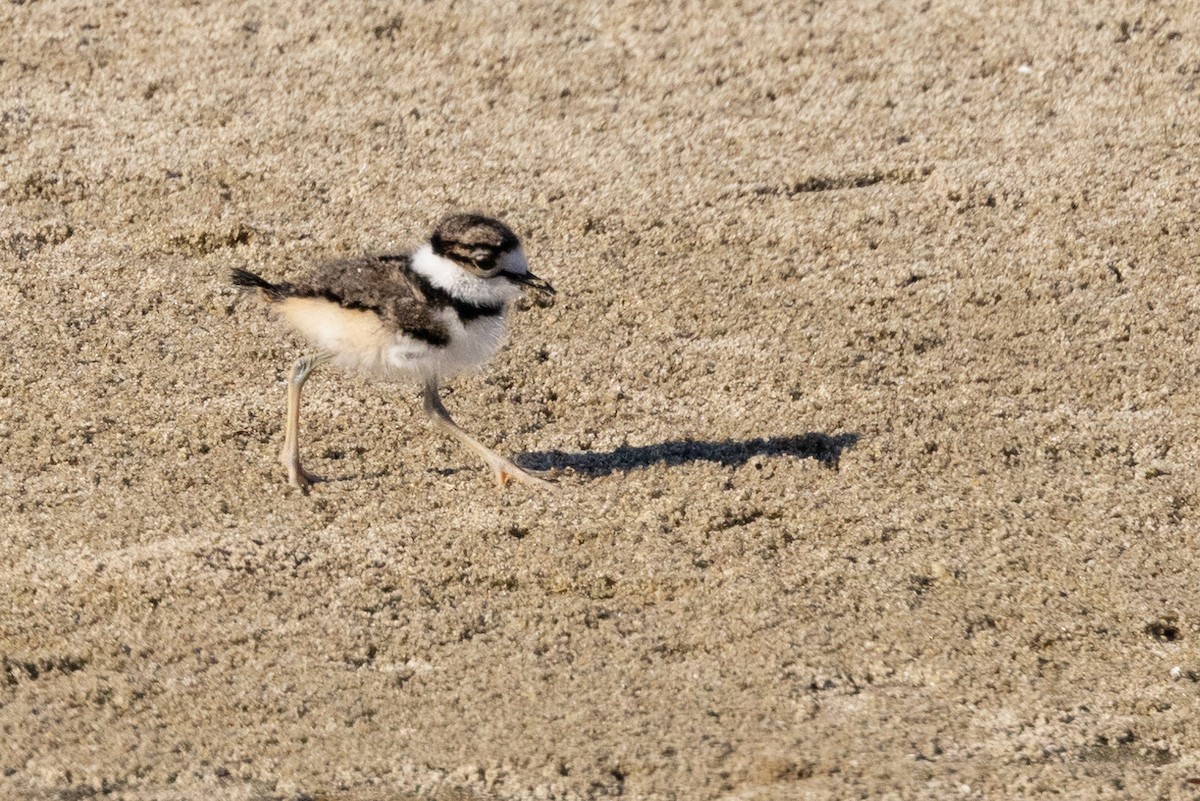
top-left (3, 1), bottom-right (1200, 799)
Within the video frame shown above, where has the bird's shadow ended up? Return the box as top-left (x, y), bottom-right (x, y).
top-left (519, 432), bottom-right (859, 477)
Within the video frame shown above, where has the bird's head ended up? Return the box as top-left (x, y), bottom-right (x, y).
top-left (429, 213), bottom-right (555, 296)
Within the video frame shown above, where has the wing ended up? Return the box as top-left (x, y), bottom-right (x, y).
top-left (293, 254), bottom-right (450, 346)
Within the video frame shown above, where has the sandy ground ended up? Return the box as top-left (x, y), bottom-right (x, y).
top-left (3, 1), bottom-right (1200, 799)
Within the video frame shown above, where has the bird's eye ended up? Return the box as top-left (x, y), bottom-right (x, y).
top-left (469, 247), bottom-right (504, 276)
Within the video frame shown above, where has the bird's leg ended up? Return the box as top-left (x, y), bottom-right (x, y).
top-left (422, 381), bottom-right (555, 489)
top-left (280, 351), bottom-right (330, 492)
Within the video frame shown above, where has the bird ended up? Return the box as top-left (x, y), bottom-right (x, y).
top-left (231, 213), bottom-right (556, 492)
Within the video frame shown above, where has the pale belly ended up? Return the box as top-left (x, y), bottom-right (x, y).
top-left (279, 298), bottom-right (510, 384)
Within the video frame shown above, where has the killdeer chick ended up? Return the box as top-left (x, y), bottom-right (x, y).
top-left (231, 213), bottom-right (556, 492)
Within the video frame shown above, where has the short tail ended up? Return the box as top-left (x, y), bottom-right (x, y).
top-left (231, 268), bottom-right (290, 302)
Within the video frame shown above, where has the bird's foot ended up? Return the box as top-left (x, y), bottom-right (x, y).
top-left (282, 457), bottom-right (322, 494)
top-left (492, 459), bottom-right (557, 490)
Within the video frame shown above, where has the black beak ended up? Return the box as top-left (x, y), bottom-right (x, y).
top-left (506, 270), bottom-right (556, 295)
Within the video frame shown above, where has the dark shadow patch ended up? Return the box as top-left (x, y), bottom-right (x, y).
top-left (4, 654), bottom-right (89, 687)
top-left (372, 14), bottom-right (404, 40)
top-left (8, 225), bottom-right (74, 260)
top-left (519, 432), bottom-right (858, 477)
top-left (1145, 616), bottom-right (1182, 643)
top-left (748, 167), bottom-right (932, 198)
top-left (318, 469), bottom-right (391, 486)
top-left (170, 222), bottom-right (255, 255)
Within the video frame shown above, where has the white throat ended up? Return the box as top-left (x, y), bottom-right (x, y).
top-left (410, 244), bottom-right (524, 307)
